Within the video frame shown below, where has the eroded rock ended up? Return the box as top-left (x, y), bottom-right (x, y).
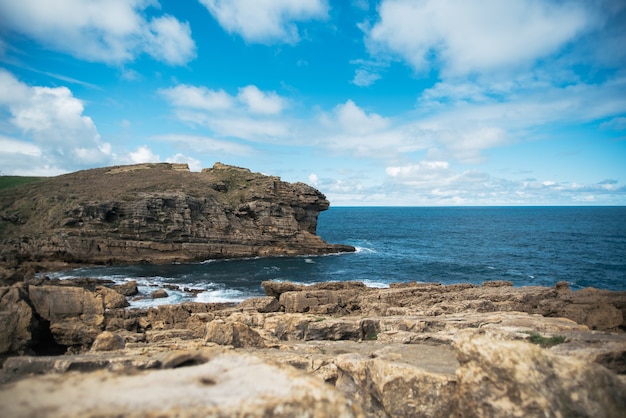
top-left (453, 333), bottom-right (626, 418)
top-left (0, 352), bottom-right (364, 418)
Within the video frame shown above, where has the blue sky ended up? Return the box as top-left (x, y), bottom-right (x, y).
top-left (0, 0), bottom-right (625, 206)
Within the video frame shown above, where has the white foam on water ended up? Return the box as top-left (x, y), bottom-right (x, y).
top-left (127, 283), bottom-right (192, 308)
top-left (361, 279), bottom-right (390, 288)
top-left (354, 246), bottom-right (376, 254)
top-left (194, 288), bottom-right (248, 304)
top-left (200, 256), bottom-right (262, 264)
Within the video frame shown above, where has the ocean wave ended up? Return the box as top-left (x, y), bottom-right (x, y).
top-left (195, 288), bottom-right (248, 304)
top-left (361, 279), bottom-right (390, 288)
top-left (354, 246), bottom-right (376, 254)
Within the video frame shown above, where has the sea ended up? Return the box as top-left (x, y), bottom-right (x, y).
top-left (47, 206), bottom-right (626, 308)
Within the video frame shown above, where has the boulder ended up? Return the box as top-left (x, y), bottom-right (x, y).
top-left (205, 320), bottom-right (266, 348)
top-left (0, 285), bottom-right (37, 355)
top-left (28, 285), bottom-right (104, 349)
top-left (95, 286), bottom-right (129, 309)
top-left (151, 289), bottom-right (168, 299)
top-left (453, 333), bottom-right (626, 418)
top-left (336, 354), bottom-right (456, 418)
top-left (91, 331), bottom-right (125, 352)
top-left (113, 280), bottom-right (138, 296)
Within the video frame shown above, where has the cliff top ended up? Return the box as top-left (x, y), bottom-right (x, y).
top-left (1, 162), bottom-right (278, 203)
top-left (0, 162), bottom-right (321, 238)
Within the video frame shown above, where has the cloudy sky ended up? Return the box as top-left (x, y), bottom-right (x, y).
top-left (1, 0), bottom-right (625, 205)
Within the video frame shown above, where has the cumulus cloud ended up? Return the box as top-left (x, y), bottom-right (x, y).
top-left (127, 145), bottom-right (160, 164)
top-left (237, 85), bottom-right (285, 115)
top-left (143, 15), bottom-right (196, 65)
top-left (333, 100), bottom-right (389, 135)
top-left (160, 83), bottom-right (291, 142)
top-left (153, 134), bottom-right (255, 156)
top-left (315, 100), bottom-right (430, 158)
top-left (0, 69), bottom-right (112, 173)
top-left (0, 0), bottom-right (196, 65)
top-left (199, 0), bottom-right (328, 44)
top-left (158, 85), bottom-right (234, 111)
top-left (365, 0), bottom-right (593, 76)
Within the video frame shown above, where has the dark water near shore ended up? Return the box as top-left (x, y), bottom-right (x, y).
top-left (48, 207), bottom-right (626, 307)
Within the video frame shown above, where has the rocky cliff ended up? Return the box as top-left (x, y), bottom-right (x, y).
top-left (0, 162), bottom-right (354, 278)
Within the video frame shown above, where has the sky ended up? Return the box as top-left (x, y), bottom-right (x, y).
top-left (0, 0), bottom-right (625, 206)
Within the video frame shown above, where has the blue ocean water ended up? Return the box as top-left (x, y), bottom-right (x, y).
top-left (49, 207), bottom-right (626, 307)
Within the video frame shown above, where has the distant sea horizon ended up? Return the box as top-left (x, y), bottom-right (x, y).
top-left (48, 206), bottom-right (626, 308)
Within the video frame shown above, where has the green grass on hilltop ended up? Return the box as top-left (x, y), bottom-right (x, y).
top-left (0, 176), bottom-right (44, 190)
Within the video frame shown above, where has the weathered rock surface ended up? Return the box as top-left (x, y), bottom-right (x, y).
top-left (0, 285), bottom-right (37, 355)
top-left (0, 163), bottom-right (354, 281)
top-left (454, 333), bottom-right (626, 418)
top-left (0, 352), bottom-right (364, 418)
top-left (2, 280), bottom-right (626, 417)
top-left (263, 280), bottom-right (626, 332)
top-left (27, 285), bottom-right (104, 350)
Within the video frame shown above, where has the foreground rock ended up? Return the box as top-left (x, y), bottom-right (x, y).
top-left (1, 333), bottom-right (623, 418)
top-left (0, 162), bottom-right (354, 281)
top-left (1, 280), bottom-right (625, 417)
top-left (454, 333), bottom-right (625, 418)
top-left (0, 351), bottom-right (364, 418)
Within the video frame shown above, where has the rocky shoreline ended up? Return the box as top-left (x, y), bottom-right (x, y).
top-left (1, 277), bottom-right (625, 417)
top-left (1, 164), bottom-right (624, 416)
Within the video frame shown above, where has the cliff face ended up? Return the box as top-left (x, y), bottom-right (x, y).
top-left (0, 162), bottom-right (353, 270)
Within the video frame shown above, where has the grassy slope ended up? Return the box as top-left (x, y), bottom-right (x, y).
top-left (0, 176), bottom-right (44, 190)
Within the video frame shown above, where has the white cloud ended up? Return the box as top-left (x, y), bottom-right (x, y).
top-left (0, 69), bottom-right (111, 172)
top-left (333, 100), bottom-right (389, 135)
top-left (315, 100), bottom-right (427, 158)
top-left (209, 117), bottom-right (291, 140)
top-left (352, 69), bottom-right (381, 87)
top-left (143, 15), bottom-right (196, 65)
top-left (160, 83), bottom-right (291, 142)
top-left (159, 85), bottom-right (234, 111)
top-left (127, 145), bottom-right (160, 164)
top-left (308, 173), bottom-right (318, 186)
top-left (154, 134), bottom-right (255, 156)
top-left (199, 0), bottom-right (328, 44)
top-left (165, 153), bottom-right (202, 172)
top-left (237, 85), bottom-right (285, 115)
top-left (382, 160), bottom-right (626, 205)
top-left (365, 0), bottom-right (593, 76)
top-left (0, 0), bottom-right (196, 65)
top-left (350, 59), bottom-right (387, 87)
top-left (0, 136), bottom-right (42, 157)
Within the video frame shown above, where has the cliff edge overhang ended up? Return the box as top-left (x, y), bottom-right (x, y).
top-left (0, 162), bottom-right (354, 273)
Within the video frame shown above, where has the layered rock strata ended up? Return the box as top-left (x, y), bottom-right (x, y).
top-left (1, 280), bottom-right (625, 417)
top-left (0, 163), bottom-right (354, 280)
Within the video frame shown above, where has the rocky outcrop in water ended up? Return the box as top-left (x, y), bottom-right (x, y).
top-left (0, 162), bottom-right (354, 280)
